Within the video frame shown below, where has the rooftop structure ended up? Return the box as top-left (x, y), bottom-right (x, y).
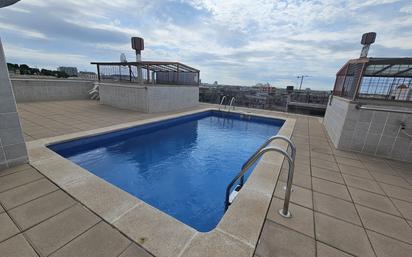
top-left (324, 33), bottom-right (412, 163)
top-left (91, 61), bottom-right (200, 85)
top-left (333, 57), bottom-right (412, 102)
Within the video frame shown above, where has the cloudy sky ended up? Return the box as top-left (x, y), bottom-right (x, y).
top-left (1, 0), bottom-right (411, 90)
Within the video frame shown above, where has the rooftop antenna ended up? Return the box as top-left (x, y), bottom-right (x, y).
top-left (297, 75), bottom-right (310, 90)
top-left (360, 32), bottom-right (376, 58)
top-left (131, 37), bottom-right (144, 83)
top-left (0, 0), bottom-right (20, 8)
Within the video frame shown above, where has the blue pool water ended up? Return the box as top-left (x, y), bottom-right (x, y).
top-left (49, 111), bottom-right (284, 232)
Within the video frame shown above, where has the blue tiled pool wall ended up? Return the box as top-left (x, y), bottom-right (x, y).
top-left (48, 110), bottom-right (284, 156)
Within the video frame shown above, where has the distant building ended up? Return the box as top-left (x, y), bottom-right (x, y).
top-left (78, 71), bottom-right (97, 80)
top-left (57, 66), bottom-right (78, 76)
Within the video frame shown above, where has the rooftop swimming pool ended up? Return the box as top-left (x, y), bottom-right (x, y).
top-left (49, 111), bottom-right (284, 232)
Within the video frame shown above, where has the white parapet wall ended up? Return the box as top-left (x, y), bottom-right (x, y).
top-left (99, 82), bottom-right (199, 113)
top-left (324, 96), bottom-right (412, 162)
top-left (0, 39), bottom-right (28, 170)
top-left (11, 78), bottom-right (94, 102)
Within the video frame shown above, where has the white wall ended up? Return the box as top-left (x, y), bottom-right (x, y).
top-left (324, 96), bottom-right (412, 162)
top-left (99, 83), bottom-right (148, 112)
top-left (147, 86), bottom-right (199, 113)
top-left (12, 78), bottom-right (93, 102)
top-left (99, 83), bottom-right (199, 113)
top-left (0, 39), bottom-right (28, 170)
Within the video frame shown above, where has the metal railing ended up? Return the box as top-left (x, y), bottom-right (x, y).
top-left (224, 135), bottom-right (296, 218)
top-left (218, 95), bottom-right (227, 111)
top-left (332, 59), bottom-right (412, 103)
top-left (90, 61), bottom-right (200, 86)
top-left (229, 97), bottom-right (236, 111)
top-left (355, 104), bottom-right (412, 114)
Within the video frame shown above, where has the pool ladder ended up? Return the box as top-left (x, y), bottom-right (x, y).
top-left (224, 135), bottom-right (296, 218)
top-left (218, 96), bottom-right (227, 111)
top-left (228, 97), bottom-right (236, 111)
top-left (218, 96), bottom-right (236, 111)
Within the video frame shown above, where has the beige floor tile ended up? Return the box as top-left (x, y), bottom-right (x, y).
top-left (312, 177), bottom-right (351, 201)
top-left (367, 230), bottom-right (412, 257)
top-left (332, 149), bottom-right (359, 160)
top-left (49, 222), bottom-right (130, 257)
top-left (9, 190), bottom-right (76, 230)
top-left (0, 178), bottom-right (58, 210)
top-left (343, 174), bottom-right (385, 195)
top-left (0, 164), bottom-right (31, 177)
top-left (119, 243), bottom-right (154, 257)
top-left (274, 181), bottom-right (313, 209)
top-left (0, 213), bottom-right (19, 243)
top-left (293, 162), bottom-right (311, 176)
top-left (391, 198), bottom-right (412, 221)
top-left (114, 203), bottom-right (196, 257)
top-left (310, 151), bottom-right (334, 162)
top-left (310, 146), bottom-right (333, 155)
top-left (267, 197), bottom-right (314, 238)
top-left (255, 221), bottom-right (315, 257)
top-left (279, 170), bottom-right (312, 189)
top-left (316, 242), bottom-right (353, 257)
top-left (338, 164), bottom-right (373, 179)
top-left (348, 187), bottom-right (400, 216)
top-left (314, 212), bottom-right (375, 257)
top-left (312, 167), bottom-right (344, 184)
top-left (0, 234), bottom-right (38, 257)
top-left (371, 172), bottom-right (411, 189)
top-left (311, 159), bottom-right (339, 172)
top-left (25, 204), bottom-right (100, 256)
top-left (65, 175), bottom-right (141, 223)
top-left (180, 230), bottom-right (253, 257)
top-left (380, 183), bottom-right (412, 203)
top-left (313, 192), bottom-right (361, 226)
top-left (335, 156), bottom-right (365, 169)
top-left (356, 205), bottom-right (412, 244)
top-left (0, 169), bottom-right (43, 193)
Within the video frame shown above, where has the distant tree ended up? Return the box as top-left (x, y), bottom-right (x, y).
top-left (55, 71), bottom-right (69, 78)
top-left (31, 68), bottom-right (40, 75)
top-left (7, 63), bottom-right (19, 73)
top-left (40, 68), bottom-right (53, 76)
top-left (19, 64), bottom-right (30, 75)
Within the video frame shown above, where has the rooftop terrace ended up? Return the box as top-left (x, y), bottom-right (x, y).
top-left (1, 100), bottom-right (411, 257)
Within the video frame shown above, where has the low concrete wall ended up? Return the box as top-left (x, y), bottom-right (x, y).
top-left (324, 96), bottom-right (412, 162)
top-left (99, 83), bottom-right (199, 113)
top-left (11, 78), bottom-right (93, 102)
top-left (0, 39), bottom-right (28, 170)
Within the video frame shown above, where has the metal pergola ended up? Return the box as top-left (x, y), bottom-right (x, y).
top-left (333, 57), bottom-right (412, 102)
top-left (91, 61), bottom-right (200, 85)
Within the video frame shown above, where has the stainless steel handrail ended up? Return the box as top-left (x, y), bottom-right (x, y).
top-left (356, 104), bottom-right (412, 115)
top-left (229, 97), bottom-right (236, 111)
top-left (238, 135), bottom-right (295, 186)
top-left (224, 136), bottom-right (296, 218)
top-left (218, 96), bottom-right (227, 111)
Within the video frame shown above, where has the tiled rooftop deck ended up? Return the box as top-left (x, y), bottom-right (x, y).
top-left (1, 100), bottom-right (411, 257)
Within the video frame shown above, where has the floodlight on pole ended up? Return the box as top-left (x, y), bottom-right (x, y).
top-left (131, 37), bottom-right (144, 83)
top-left (360, 32), bottom-right (376, 58)
top-left (297, 75), bottom-right (310, 90)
